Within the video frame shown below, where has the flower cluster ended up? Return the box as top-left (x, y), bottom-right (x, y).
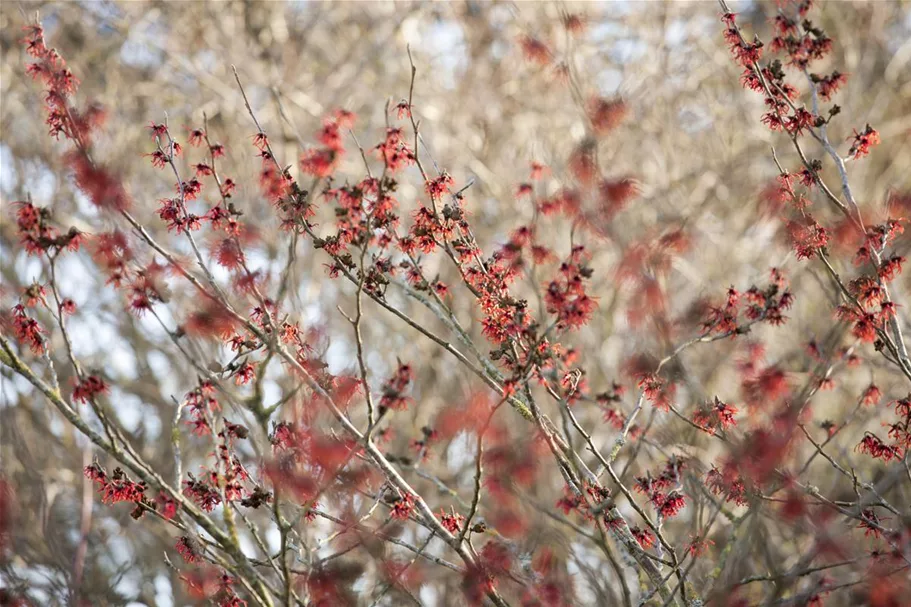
top-left (723, 9), bottom-right (831, 137)
top-left (151, 122), bottom-right (246, 240)
top-left (438, 509), bottom-right (465, 534)
top-left (638, 373), bottom-right (675, 412)
top-left (13, 200), bottom-right (85, 257)
top-left (848, 124), bottom-right (881, 159)
top-left (741, 363), bottom-right (789, 410)
top-left (300, 110), bottom-right (353, 177)
top-left (704, 270), bottom-right (794, 334)
top-left (634, 459), bottom-right (687, 519)
top-left (496, 225), bottom-right (555, 271)
top-left (835, 273), bottom-right (902, 344)
top-left (23, 24), bottom-right (87, 142)
top-left (856, 395), bottom-right (911, 462)
top-left (10, 304), bottom-right (46, 354)
top-left (787, 217), bottom-right (829, 260)
top-left (586, 97), bottom-right (627, 136)
top-left (616, 229), bottom-right (689, 328)
top-left (692, 397), bottom-right (738, 433)
top-left (379, 362), bottom-right (414, 412)
top-left (630, 526), bottom-right (656, 550)
top-left (375, 127), bottom-right (416, 172)
top-left (176, 536), bottom-right (201, 564)
top-left (25, 24), bottom-right (132, 213)
top-left (855, 432), bottom-right (902, 462)
top-left (183, 380), bottom-right (219, 436)
top-left (543, 245), bottom-right (597, 331)
top-left (705, 465), bottom-right (750, 507)
top-left (183, 473), bottom-right (223, 512)
top-left (72, 375), bottom-right (109, 404)
top-left (83, 463), bottom-right (153, 518)
top-left (389, 492), bottom-right (416, 520)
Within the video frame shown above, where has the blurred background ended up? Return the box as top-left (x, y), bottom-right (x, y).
top-left (1, 1), bottom-right (910, 605)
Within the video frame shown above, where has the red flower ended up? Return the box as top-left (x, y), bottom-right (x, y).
top-left (176, 536), bottom-right (200, 563)
top-left (439, 509), bottom-right (465, 534)
top-left (599, 178), bottom-right (639, 214)
top-left (857, 508), bottom-right (887, 538)
top-left (856, 433), bottom-right (902, 461)
top-left (784, 108), bottom-right (816, 136)
top-left (220, 178), bottom-right (237, 199)
top-left (380, 362), bottom-right (414, 411)
top-left (300, 148), bottom-right (339, 177)
top-left (851, 313), bottom-right (879, 343)
top-left (706, 466), bottom-right (749, 506)
top-left (568, 140), bottom-right (598, 185)
top-left (530, 162), bottom-right (548, 180)
top-left (518, 35), bottom-right (551, 66)
top-left (375, 128), bottom-right (414, 172)
top-left (658, 491), bottom-right (686, 518)
top-left (848, 124), bottom-right (880, 159)
top-left (214, 238), bottom-right (245, 270)
top-left (813, 71), bottom-right (847, 101)
top-left (183, 474), bottom-right (222, 511)
top-left (556, 489), bottom-right (583, 515)
top-left (67, 153), bottom-right (131, 211)
top-left (638, 373), bottom-right (675, 412)
top-left (187, 128), bottom-right (205, 146)
top-left (692, 397), bottom-right (738, 432)
top-left (251, 132), bottom-right (269, 150)
top-left (878, 256), bottom-right (904, 282)
top-left (184, 301), bottom-right (237, 339)
top-left (586, 97), bottom-right (628, 136)
top-left (156, 492), bottom-right (177, 520)
top-left (735, 42), bottom-right (763, 67)
top-left (787, 218), bottom-right (829, 260)
top-left (761, 111), bottom-right (785, 132)
top-left (432, 281), bottom-right (449, 298)
top-left (630, 526), bottom-right (655, 549)
top-left (193, 162), bottom-right (213, 177)
top-left (333, 109), bottom-right (356, 129)
top-left (21, 283), bottom-right (47, 308)
top-left (686, 537), bottom-right (715, 557)
top-left (742, 366), bottom-right (788, 407)
top-left (11, 304), bottom-right (46, 354)
top-left (179, 177), bottom-right (203, 201)
top-left (544, 247), bottom-right (598, 330)
top-left (514, 183), bottom-right (533, 199)
top-left (233, 362), bottom-right (255, 386)
top-left (394, 101), bottom-right (411, 119)
top-left (862, 384), bottom-right (882, 406)
top-left (798, 167), bottom-right (817, 187)
top-left (94, 467), bottom-right (146, 504)
top-left (390, 492), bottom-right (415, 520)
top-left (425, 172), bottom-right (454, 201)
top-left (147, 122), bottom-right (168, 139)
top-left (84, 462), bottom-right (107, 485)
top-left (563, 14), bottom-right (586, 35)
top-left (72, 375), bottom-right (109, 404)
top-left (146, 150), bottom-right (168, 168)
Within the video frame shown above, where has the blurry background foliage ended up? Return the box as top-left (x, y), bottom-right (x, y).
top-left (1, 1), bottom-right (910, 605)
